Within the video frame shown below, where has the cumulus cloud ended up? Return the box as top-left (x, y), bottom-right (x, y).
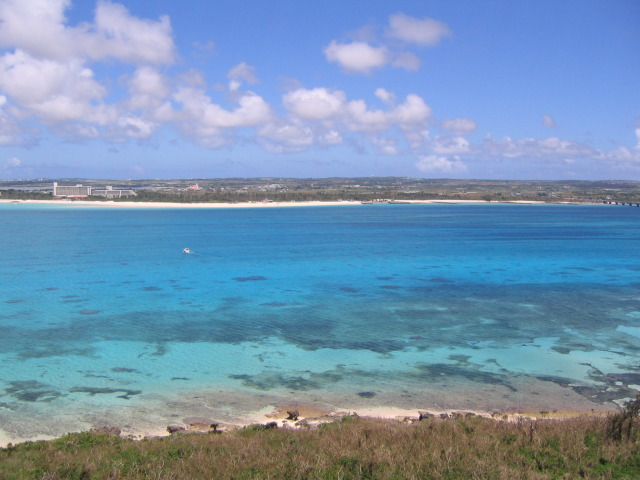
top-left (392, 94), bottom-right (432, 127)
top-left (441, 118), bottom-right (477, 136)
top-left (173, 86), bottom-right (273, 146)
top-left (115, 116), bottom-right (157, 140)
top-left (282, 88), bottom-right (432, 136)
top-left (374, 88), bottom-right (396, 105)
top-left (126, 66), bottom-right (170, 112)
top-left (0, 50), bottom-right (111, 124)
top-left (386, 13), bottom-right (451, 46)
top-left (542, 114), bottom-right (556, 128)
top-left (0, 0), bottom-right (176, 64)
top-left (228, 62), bottom-right (259, 91)
top-left (283, 88), bottom-right (345, 121)
top-left (391, 51), bottom-right (421, 71)
top-left (370, 136), bottom-right (398, 155)
top-left (635, 128), bottom-right (640, 150)
top-left (258, 120), bottom-right (314, 153)
top-left (0, 0), bottom-right (177, 141)
top-left (431, 135), bottom-right (471, 155)
top-left (324, 41), bottom-right (389, 74)
top-left (416, 154), bottom-right (467, 174)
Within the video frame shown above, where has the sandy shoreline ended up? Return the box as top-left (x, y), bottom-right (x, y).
top-left (0, 198), bottom-right (552, 209)
top-left (0, 404), bottom-right (612, 448)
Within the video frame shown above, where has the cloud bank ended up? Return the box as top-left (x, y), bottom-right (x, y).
top-left (0, 1), bottom-right (637, 178)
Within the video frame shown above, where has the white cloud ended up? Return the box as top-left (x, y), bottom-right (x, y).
top-left (441, 118), bottom-right (478, 136)
top-left (374, 88), bottom-right (396, 105)
top-left (431, 135), bottom-right (471, 155)
top-left (0, 50), bottom-right (111, 124)
top-left (391, 52), bottom-right (421, 71)
top-left (370, 136), bottom-right (398, 155)
top-left (391, 94), bottom-right (432, 127)
top-left (4, 156), bottom-right (21, 167)
top-left (115, 116), bottom-right (157, 139)
top-left (345, 99), bottom-right (389, 131)
top-left (542, 114), bottom-right (556, 128)
top-left (386, 13), bottom-right (451, 46)
top-left (258, 120), bottom-right (314, 153)
top-left (477, 135), bottom-right (603, 161)
top-left (127, 66), bottom-right (170, 111)
top-left (324, 41), bottom-right (389, 74)
top-left (283, 88), bottom-right (345, 121)
top-left (0, 95), bottom-right (32, 145)
top-left (174, 87), bottom-right (272, 134)
top-left (283, 89), bottom-right (432, 136)
top-left (635, 128), bottom-right (640, 150)
top-left (0, 0), bottom-right (176, 64)
top-left (228, 62), bottom-right (259, 91)
top-left (416, 155), bottom-right (467, 174)
top-left (88, 1), bottom-right (175, 64)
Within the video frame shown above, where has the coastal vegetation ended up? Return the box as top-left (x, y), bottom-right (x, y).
top-left (2, 177), bottom-right (640, 204)
top-left (2, 400), bottom-right (640, 479)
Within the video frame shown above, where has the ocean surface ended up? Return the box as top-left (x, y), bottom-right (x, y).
top-left (1, 202), bottom-right (639, 443)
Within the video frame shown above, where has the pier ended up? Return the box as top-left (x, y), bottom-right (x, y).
top-left (602, 201), bottom-right (640, 207)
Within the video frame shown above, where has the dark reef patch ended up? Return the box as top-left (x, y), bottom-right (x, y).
top-left (5, 299), bottom-right (24, 304)
top-left (229, 372), bottom-right (320, 391)
top-left (357, 391), bottom-right (376, 398)
top-left (79, 309), bottom-right (100, 315)
top-left (414, 363), bottom-right (517, 392)
top-left (339, 287), bottom-right (358, 293)
top-left (111, 367), bottom-right (139, 373)
top-left (429, 277), bottom-right (454, 283)
top-left (4, 381), bottom-right (64, 402)
top-left (142, 286), bottom-right (163, 292)
top-left (233, 276), bottom-right (267, 282)
top-left (69, 387), bottom-right (142, 399)
top-left (16, 345), bottom-right (95, 360)
top-left (552, 346), bottom-right (572, 354)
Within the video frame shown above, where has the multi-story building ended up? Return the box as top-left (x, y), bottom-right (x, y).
top-left (52, 182), bottom-right (91, 197)
top-left (92, 186), bottom-right (137, 198)
top-left (52, 182), bottom-right (136, 198)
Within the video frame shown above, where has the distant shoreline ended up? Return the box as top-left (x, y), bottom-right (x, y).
top-left (1, 199), bottom-right (552, 208)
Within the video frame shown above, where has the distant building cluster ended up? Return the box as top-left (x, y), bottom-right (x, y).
top-left (52, 182), bottom-right (136, 198)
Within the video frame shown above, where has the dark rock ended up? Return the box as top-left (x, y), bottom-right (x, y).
top-left (286, 410), bottom-right (299, 421)
top-left (418, 411), bottom-right (433, 421)
top-left (167, 425), bottom-right (186, 434)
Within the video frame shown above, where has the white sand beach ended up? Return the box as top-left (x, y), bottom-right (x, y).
top-left (0, 199), bottom-right (547, 208)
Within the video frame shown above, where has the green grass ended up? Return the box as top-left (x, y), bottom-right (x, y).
top-left (2, 414), bottom-right (640, 479)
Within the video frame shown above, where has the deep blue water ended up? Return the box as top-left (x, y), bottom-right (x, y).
top-left (1, 202), bottom-right (639, 442)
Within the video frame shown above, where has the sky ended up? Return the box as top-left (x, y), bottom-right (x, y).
top-left (0, 0), bottom-right (639, 180)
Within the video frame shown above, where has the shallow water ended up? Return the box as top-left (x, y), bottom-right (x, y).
top-left (1, 202), bottom-right (639, 442)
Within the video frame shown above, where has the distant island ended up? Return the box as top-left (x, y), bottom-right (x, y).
top-left (1, 178), bottom-right (639, 205)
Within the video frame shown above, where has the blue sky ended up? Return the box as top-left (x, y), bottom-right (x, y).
top-left (0, 0), bottom-right (638, 180)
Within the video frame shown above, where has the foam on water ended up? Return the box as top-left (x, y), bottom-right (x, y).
top-left (1, 203), bottom-right (639, 442)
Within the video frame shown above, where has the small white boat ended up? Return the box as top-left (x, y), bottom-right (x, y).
top-left (183, 248), bottom-right (191, 254)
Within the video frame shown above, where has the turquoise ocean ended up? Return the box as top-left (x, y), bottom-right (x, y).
top-left (1, 202), bottom-right (639, 443)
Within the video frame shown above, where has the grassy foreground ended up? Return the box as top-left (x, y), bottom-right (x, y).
top-left (2, 410), bottom-right (640, 480)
